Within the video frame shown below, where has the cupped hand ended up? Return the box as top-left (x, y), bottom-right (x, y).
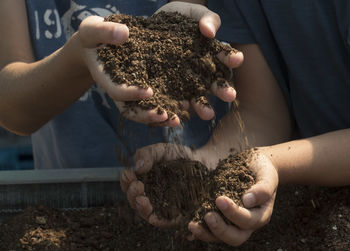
top-left (120, 143), bottom-right (212, 227)
top-left (156, 2), bottom-right (244, 120)
top-left (78, 16), bottom-right (179, 127)
top-left (187, 149), bottom-right (279, 246)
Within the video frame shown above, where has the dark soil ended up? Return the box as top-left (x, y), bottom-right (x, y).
top-left (139, 150), bottom-right (255, 232)
top-left (97, 11), bottom-right (234, 121)
top-left (1, 186), bottom-right (349, 250)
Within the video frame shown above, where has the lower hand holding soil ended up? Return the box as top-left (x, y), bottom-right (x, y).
top-left (122, 144), bottom-right (266, 242)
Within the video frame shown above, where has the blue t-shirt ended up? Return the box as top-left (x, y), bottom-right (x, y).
top-left (25, 0), bottom-right (229, 169)
top-left (209, 0), bottom-right (350, 138)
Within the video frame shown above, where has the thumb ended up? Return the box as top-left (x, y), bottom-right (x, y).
top-left (199, 11), bottom-right (221, 38)
top-left (157, 2), bottom-right (221, 38)
top-left (242, 180), bottom-right (277, 209)
top-left (78, 15), bottom-right (129, 48)
top-left (242, 166), bottom-right (278, 208)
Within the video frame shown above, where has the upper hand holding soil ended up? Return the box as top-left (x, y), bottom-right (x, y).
top-left (91, 3), bottom-right (243, 126)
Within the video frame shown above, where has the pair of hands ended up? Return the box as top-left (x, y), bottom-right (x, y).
top-left (77, 1), bottom-right (277, 246)
top-left (77, 2), bottom-right (243, 126)
top-left (121, 144), bottom-right (279, 246)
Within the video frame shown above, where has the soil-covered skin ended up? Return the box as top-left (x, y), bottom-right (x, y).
top-left (97, 11), bottom-right (235, 121)
top-left (138, 150), bottom-right (256, 231)
top-left (1, 186), bottom-right (349, 250)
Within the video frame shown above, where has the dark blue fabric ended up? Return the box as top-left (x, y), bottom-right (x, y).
top-left (26, 0), bottom-right (229, 169)
top-left (209, 0), bottom-right (350, 137)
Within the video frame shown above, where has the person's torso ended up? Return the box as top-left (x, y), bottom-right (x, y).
top-left (210, 0), bottom-right (350, 137)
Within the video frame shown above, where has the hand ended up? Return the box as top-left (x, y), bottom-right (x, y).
top-left (120, 143), bottom-right (214, 227)
top-left (187, 149), bottom-right (278, 246)
top-left (78, 16), bottom-right (179, 127)
top-left (156, 2), bottom-right (244, 120)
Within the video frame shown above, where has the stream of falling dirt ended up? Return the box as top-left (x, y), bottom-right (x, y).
top-left (113, 98), bottom-right (250, 236)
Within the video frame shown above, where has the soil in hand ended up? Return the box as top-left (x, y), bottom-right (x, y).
top-left (138, 150), bottom-right (256, 231)
top-left (97, 11), bottom-right (235, 121)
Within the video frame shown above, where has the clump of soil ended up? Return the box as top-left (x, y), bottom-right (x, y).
top-left (97, 11), bottom-right (235, 121)
top-left (193, 151), bottom-right (256, 226)
top-left (138, 150), bottom-right (256, 230)
top-left (139, 159), bottom-right (211, 221)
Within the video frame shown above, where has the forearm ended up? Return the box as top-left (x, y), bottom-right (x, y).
top-left (0, 33), bottom-right (93, 135)
top-left (262, 129), bottom-right (350, 186)
top-left (199, 104), bottom-right (291, 166)
top-left (197, 44), bottom-right (292, 168)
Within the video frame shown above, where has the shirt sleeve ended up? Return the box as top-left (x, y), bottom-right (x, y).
top-left (208, 0), bottom-right (256, 44)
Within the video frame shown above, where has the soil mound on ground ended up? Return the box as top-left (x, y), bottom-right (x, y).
top-left (1, 187), bottom-right (349, 250)
top-left (97, 11), bottom-right (235, 121)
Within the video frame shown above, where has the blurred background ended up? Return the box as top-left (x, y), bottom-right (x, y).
top-left (0, 127), bottom-right (34, 171)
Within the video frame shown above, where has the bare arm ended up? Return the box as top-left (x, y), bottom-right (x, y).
top-left (0, 1), bottom-right (169, 135)
top-left (0, 0), bottom-right (243, 135)
top-left (197, 43), bottom-right (292, 168)
top-left (262, 129), bottom-right (350, 186)
top-left (0, 0), bottom-right (93, 135)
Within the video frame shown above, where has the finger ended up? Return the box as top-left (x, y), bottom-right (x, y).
top-left (133, 144), bottom-right (165, 174)
top-left (243, 161), bottom-right (279, 208)
top-left (217, 50), bottom-right (244, 69)
top-left (79, 16), bottom-right (129, 48)
top-left (204, 212), bottom-right (253, 246)
top-left (210, 80), bottom-right (236, 102)
top-left (126, 180), bottom-right (144, 209)
top-left (148, 115), bottom-right (181, 127)
top-left (215, 196), bottom-right (273, 230)
top-left (188, 221), bottom-right (218, 242)
top-left (115, 101), bottom-right (169, 124)
top-left (135, 195), bottom-right (153, 221)
top-left (186, 233), bottom-right (196, 241)
top-left (191, 98), bottom-right (215, 120)
top-left (120, 169), bottom-right (137, 193)
top-left (199, 10), bottom-right (221, 38)
top-left (243, 181), bottom-right (277, 209)
top-left (148, 214), bottom-right (181, 228)
top-left (156, 2), bottom-right (220, 38)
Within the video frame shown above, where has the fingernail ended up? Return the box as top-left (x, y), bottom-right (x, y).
top-left (243, 193), bottom-right (256, 208)
top-left (112, 25), bottom-right (129, 44)
top-left (206, 22), bottom-right (216, 37)
top-left (135, 160), bottom-right (144, 171)
top-left (206, 214), bottom-right (217, 228)
top-left (139, 88), bottom-right (153, 99)
top-left (216, 198), bottom-right (228, 210)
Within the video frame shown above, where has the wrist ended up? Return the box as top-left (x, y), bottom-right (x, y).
top-left (195, 146), bottom-right (221, 170)
top-left (255, 146), bottom-right (283, 183)
top-left (61, 32), bottom-right (93, 83)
